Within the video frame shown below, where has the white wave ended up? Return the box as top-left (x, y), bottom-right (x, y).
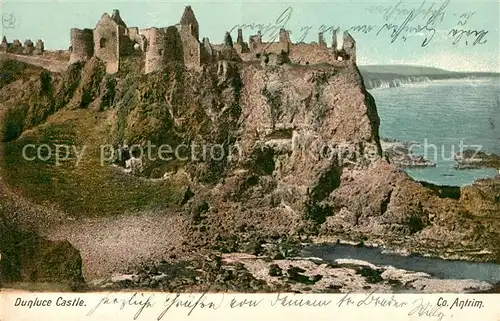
top-left (366, 76), bottom-right (432, 90)
top-left (367, 76), bottom-right (498, 90)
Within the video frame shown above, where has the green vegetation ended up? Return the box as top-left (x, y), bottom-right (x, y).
top-left (0, 58), bottom-right (28, 88)
top-left (356, 266), bottom-right (384, 284)
top-left (0, 57), bottom-right (190, 217)
top-left (1, 109), bottom-right (183, 217)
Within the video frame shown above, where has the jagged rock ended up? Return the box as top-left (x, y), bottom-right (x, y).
top-left (190, 199), bottom-right (209, 223)
top-left (268, 264), bottom-right (282, 276)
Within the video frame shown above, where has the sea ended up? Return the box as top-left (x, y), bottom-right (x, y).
top-left (370, 77), bottom-right (500, 186)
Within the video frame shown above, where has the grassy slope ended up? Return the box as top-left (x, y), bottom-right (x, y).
top-left (2, 108), bottom-right (183, 217)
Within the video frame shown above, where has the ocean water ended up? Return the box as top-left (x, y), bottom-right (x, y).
top-left (370, 78), bottom-right (500, 186)
top-left (303, 244), bottom-right (500, 283)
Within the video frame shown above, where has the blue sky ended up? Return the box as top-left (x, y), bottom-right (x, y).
top-left (1, 0), bottom-right (499, 71)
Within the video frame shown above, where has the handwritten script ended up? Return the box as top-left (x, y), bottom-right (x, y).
top-left (84, 291), bottom-right (452, 320)
top-left (230, 0), bottom-right (490, 47)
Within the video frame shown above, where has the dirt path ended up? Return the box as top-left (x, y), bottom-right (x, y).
top-left (2, 184), bottom-right (192, 281)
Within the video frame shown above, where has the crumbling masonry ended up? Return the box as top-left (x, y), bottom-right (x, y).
top-left (1, 6), bottom-right (357, 74)
top-left (68, 6), bottom-right (357, 74)
top-left (0, 36), bottom-right (44, 55)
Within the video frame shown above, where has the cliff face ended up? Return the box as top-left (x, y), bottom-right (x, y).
top-left (238, 64), bottom-right (381, 179)
top-left (1, 56), bottom-right (500, 283)
top-left (228, 63), bottom-right (383, 223)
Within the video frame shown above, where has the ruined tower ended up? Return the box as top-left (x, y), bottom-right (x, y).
top-left (277, 28), bottom-right (291, 53)
top-left (111, 9), bottom-right (127, 28)
top-left (11, 40), bottom-right (23, 54)
top-left (178, 6), bottom-right (202, 70)
top-left (249, 31), bottom-right (262, 51)
top-left (93, 13), bottom-right (121, 73)
top-left (144, 26), bottom-right (184, 74)
top-left (179, 6), bottom-right (199, 40)
top-left (35, 39), bottom-right (44, 55)
top-left (224, 32), bottom-right (233, 47)
top-left (144, 27), bottom-right (165, 74)
top-left (331, 30), bottom-right (338, 60)
top-left (236, 29), bottom-right (243, 45)
top-left (234, 29), bottom-right (249, 54)
top-left (23, 39), bottom-right (34, 54)
top-left (0, 36), bottom-right (7, 53)
top-left (318, 32), bottom-right (326, 48)
top-left (342, 31), bottom-right (356, 63)
top-left (70, 28), bottom-right (94, 63)
top-left (279, 28), bottom-right (291, 44)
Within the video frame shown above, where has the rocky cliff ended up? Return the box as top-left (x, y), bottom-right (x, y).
top-left (1, 55), bottom-right (499, 287)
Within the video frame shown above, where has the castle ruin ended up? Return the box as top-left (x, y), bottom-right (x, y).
top-left (0, 36), bottom-right (45, 55)
top-left (68, 6), bottom-right (357, 74)
top-left (1, 6), bottom-right (356, 74)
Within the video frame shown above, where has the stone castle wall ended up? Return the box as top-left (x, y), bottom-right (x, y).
top-left (341, 32), bottom-right (356, 63)
top-left (144, 27), bottom-right (165, 74)
top-left (61, 7), bottom-right (356, 74)
top-left (35, 39), bottom-right (45, 55)
top-left (11, 40), bottom-right (23, 54)
top-left (177, 25), bottom-right (202, 71)
top-left (93, 14), bottom-right (120, 73)
top-left (288, 43), bottom-right (331, 65)
top-left (1, 36), bottom-right (45, 56)
top-left (235, 29), bottom-right (355, 65)
top-left (70, 28), bottom-right (94, 63)
top-left (163, 26), bottom-right (185, 64)
top-left (0, 36), bottom-right (7, 53)
top-left (127, 27), bottom-right (140, 43)
top-left (23, 40), bottom-right (34, 54)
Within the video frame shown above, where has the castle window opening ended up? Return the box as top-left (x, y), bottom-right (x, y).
top-left (158, 49), bottom-right (163, 55)
top-left (100, 38), bottom-right (107, 48)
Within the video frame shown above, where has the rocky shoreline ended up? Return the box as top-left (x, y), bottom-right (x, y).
top-left (380, 138), bottom-right (436, 168)
top-left (85, 252), bottom-right (493, 294)
top-left (454, 150), bottom-right (500, 170)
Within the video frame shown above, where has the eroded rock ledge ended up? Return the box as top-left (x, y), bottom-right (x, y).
top-left (89, 254), bottom-right (493, 293)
